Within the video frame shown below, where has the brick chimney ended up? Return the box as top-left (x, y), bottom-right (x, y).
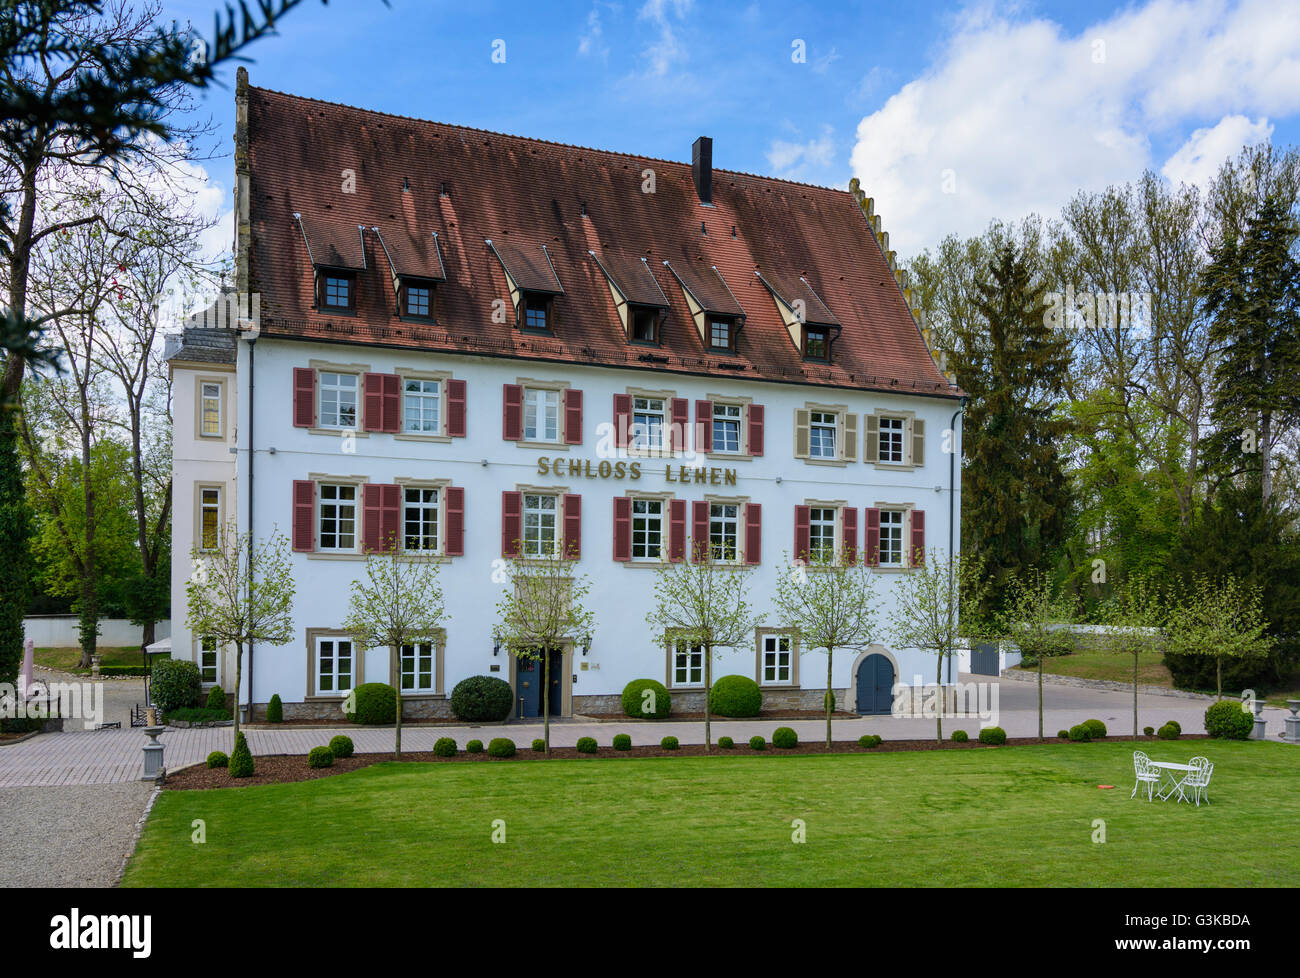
top-left (692, 136), bottom-right (713, 205)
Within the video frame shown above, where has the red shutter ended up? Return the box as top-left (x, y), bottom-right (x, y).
top-left (613, 394), bottom-right (632, 449)
top-left (501, 490), bottom-right (522, 558)
top-left (842, 506), bottom-right (859, 564)
top-left (363, 373), bottom-right (383, 432)
top-left (362, 483), bottom-right (383, 553)
top-left (564, 388), bottom-right (583, 445)
top-left (292, 368), bottom-right (315, 428)
top-left (910, 509), bottom-right (925, 566)
top-left (691, 500), bottom-right (709, 562)
top-left (292, 480), bottom-right (315, 551)
top-left (383, 374), bottom-right (400, 433)
top-left (444, 486), bottom-right (464, 556)
top-left (670, 398), bottom-right (688, 454)
top-left (562, 494), bottom-right (581, 559)
top-left (502, 383), bottom-right (523, 441)
top-left (748, 403), bottom-right (765, 456)
top-left (668, 499), bottom-right (686, 562)
top-left (744, 503), bottom-right (762, 565)
top-left (446, 378), bottom-right (467, 437)
top-left (865, 507), bottom-right (881, 567)
top-left (794, 504), bottom-right (811, 563)
top-left (612, 496), bottom-right (631, 561)
top-left (695, 400), bottom-right (712, 453)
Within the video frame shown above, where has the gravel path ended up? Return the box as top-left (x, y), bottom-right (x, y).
top-left (0, 782), bottom-right (156, 887)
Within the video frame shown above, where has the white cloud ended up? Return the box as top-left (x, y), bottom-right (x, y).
top-left (637, 0), bottom-right (693, 77)
top-left (1162, 115), bottom-right (1274, 188)
top-left (767, 125), bottom-right (836, 181)
top-left (848, 0), bottom-right (1300, 257)
top-left (578, 3), bottom-right (610, 62)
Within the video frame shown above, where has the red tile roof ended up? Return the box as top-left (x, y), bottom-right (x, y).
top-left (245, 85), bottom-right (957, 398)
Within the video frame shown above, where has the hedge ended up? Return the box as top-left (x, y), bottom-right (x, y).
top-left (858, 734), bottom-right (882, 749)
top-left (1082, 718), bottom-right (1107, 740)
top-left (450, 675), bottom-right (514, 723)
top-left (487, 737), bottom-right (516, 758)
top-left (206, 751), bottom-right (228, 769)
top-left (772, 726), bottom-right (797, 749)
top-left (621, 678), bottom-right (671, 719)
top-left (978, 726), bottom-right (1007, 746)
top-left (952, 730), bottom-right (969, 743)
top-left (576, 736), bottom-right (598, 754)
top-left (347, 683), bottom-right (397, 725)
top-left (1204, 700), bottom-right (1253, 740)
top-left (709, 675), bottom-right (762, 717)
top-left (328, 735), bottom-right (354, 758)
top-left (307, 746), bottom-right (334, 768)
top-left (718, 736), bottom-right (735, 749)
top-left (229, 731), bottom-right (254, 778)
top-left (660, 736), bottom-right (679, 750)
top-left (1157, 723), bottom-right (1180, 740)
top-left (466, 739), bottom-right (483, 754)
top-left (433, 737), bottom-right (457, 757)
top-left (748, 735), bottom-right (766, 751)
top-left (1068, 724), bottom-right (1091, 742)
top-left (612, 733), bottom-right (632, 751)
top-left (204, 686), bottom-right (227, 711)
top-left (265, 693), bottom-right (283, 723)
top-left (532, 738), bottom-right (546, 752)
top-left (150, 659), bottom-right (202, 713)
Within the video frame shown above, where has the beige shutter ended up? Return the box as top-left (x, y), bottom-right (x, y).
top-left (865, 414), bottom-right (879, 463)
top-left (794, 409), bottom-right (810, 458)
top-left (843, 412), bottom-right (858, 461)
top-left (911, 418), bottom-right (925, 467)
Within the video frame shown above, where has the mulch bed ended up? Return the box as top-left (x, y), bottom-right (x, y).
top-left (163, 733), bottom-right (1210, 791)
top-left (583, 710), bottom-right (858, 721)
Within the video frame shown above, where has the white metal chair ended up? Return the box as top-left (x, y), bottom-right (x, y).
top-left (1132, 750), bottom-right (1160, 801)
top-left (1185, 756), bottom-right (1214, 806)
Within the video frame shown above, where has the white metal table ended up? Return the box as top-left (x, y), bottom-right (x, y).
top-left (1149, 760), bottom-right (1194, 803)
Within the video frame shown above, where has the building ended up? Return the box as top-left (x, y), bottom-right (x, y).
top-left (165, 69), bottom-right (964, 721)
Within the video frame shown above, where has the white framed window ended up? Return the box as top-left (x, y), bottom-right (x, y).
top-left (524, 388), bottom-right (561, 442)
top-left (712, 403), bottom-right (742, 453)
top-left (761, 634), bottom-right (792, 685)
top-left (199, 487), bottom-right (221, 552)
top-left (315, 637), bottom-right (354, 695)
top-left (810, 411), bottom-right (837, 459)
top-left (709, 503), bottom-right (739, 562)
top-left (199, 636), bottom-right (219, 685)
top-left (809, 507), bottom-right (836, 563)
top-left (402, 379), bottom-right (441, 434)
top-left (879, 509), bottom-right (904, 567)
top-left (673, 639), bottom-right (704, 686)
top-left (522, 492), bottom-right (558, 558)
top-left (631, 498), bottom-right (663, 560)
top-left (400, 642), bottom-right (436, 693)
top-left (879, 416), bottom-right (905, 464)
top-left (632, 396), bottom-right (666, 452)
top-left (319, 483), bottom-right (358, 552)
top-left (402, 487), bottom-right (439, 553)
top-left (318, 371), bottom-right (358, 429)
top-left (200, 382), bottom-right (222, 437)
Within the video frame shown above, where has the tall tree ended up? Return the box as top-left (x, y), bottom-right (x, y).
top-left (1096, 574), bottom-right (1165, 740)
top-left (1163, 574), bottom-right (1274, 700)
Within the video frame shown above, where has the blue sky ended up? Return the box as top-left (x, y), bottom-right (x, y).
top-left (162, 0), bottom-right (1300, 259)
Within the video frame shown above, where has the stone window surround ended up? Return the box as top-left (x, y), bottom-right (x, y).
top-left (704, 392), bottom-right (754, 462)
top-left (305, 472), bottom-right (370, 560)
top-left (308, 358), bottom-right (371, 438)
top-left (801, 497), bottom-right (848, 566)
top-left (870, 408), bottom-right (919, 470)
top-left (622, 489), bottom-right (676, 568)
top-left (194, 481), bottom-right (226, 553)
top-left (755, 627), bottom-right (800, 688)
top-left (663, 629), bottom-right (706, 690)
top-left (305, 627), bottom-right (365, 701)
top-left (194, 374), bottom-right (229, 441)
top-left (625, 385), bottom-right (678, 459)
top-left (195, 635), bottom-right (222, 688)
top-left (393, 367), bottom-right (454, 444)
top-left (872, 500), bottom-right (917, 572)
top-left (390, 628), bottom-right (448, 699)
top-left (798, 401), bottom-right (852, 467)
top-left (393, 476), bottom-right (454, 563)
top-left (702, 492), bottom-right (751, 565)
top-left (515, 376), bottom-right (573, 451)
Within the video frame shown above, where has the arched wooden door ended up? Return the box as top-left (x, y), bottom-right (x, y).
top-left (855, 654), bottom-right (895, 715)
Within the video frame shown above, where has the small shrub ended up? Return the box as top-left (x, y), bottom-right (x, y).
top-left (433, 737), bottom-right (456, 757)
top-left (660, 735), bottom-right (680, 750)
top-left (978, 726), bottom-right (1007, 746)
top-left (749, 735), bottom-right (766, 751)
top-left (150, 658), bottom-right (202, 713)
top-left (1167, 720), bottom-right (1182, 734)
top-left (858, 734), bottom-right (882, 749)
top-left (1083, 718), bottom-right (1107, 740)
top-left (450, 675), bottom-right (514, 723)
top-left (1068, 724), bottom-right (1091, 743)
top-left (206, 751), bottom-right (228, 769)
top-left (1058, 729), bottom-right (1070, 739)
top-left (710, 675), bottom-right (762, 717)
top-left (205, 686), bottom-right (227, 712)
top-left (466, 739), bottom-right (483, 754)
top-left (1204, 700), bottom-right (1254, 740)
top-left (487, 737), bottom-right (516, 758)
top-left (772, 726), bottom-right (798, 749)
top-left (612, 733), bottom-right (632, 751)
top-left (1144, 726), bottom-right (1155, 736)
top-left (621, 678), bottom-right (671, 719)
top-left (163, 707), bottom-right (230, 724)
top-left (718, 736), bottom-right (735, 749)
top-left (1157, 723), bottom-right (1179, 740)
top-left (952, 730), bottom-right (969, 742)
top-left (265, 693), bottom-right (283, 723)
top-left (308, 745), bottom-right (334, 768)
top-left (347, 683), bottom-right (397, 725)
top-left (576, 736), bottom-right (598, 754)
top-left (532, 738), bottom-right (546, 752)
top-left (328, 735), bottom-right (354, 759)
top-left (228, 731), bottom-right (254, 778)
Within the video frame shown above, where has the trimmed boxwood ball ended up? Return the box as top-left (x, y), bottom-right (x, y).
top-left (660, 735), bottom-right (679, 750)
top-left (205, 685), bottom-right (227, 712)
top-left (466, 739), bottom-right (484, 753)
top-left (576, 736), bottom-right (598, 754)
top-left (229, 731), bottom-right (254, 778)
top-left (718, 736), bottom-right (735, 749)
top-left (265, 693), bottom-right (283, 723)
top-left (329, 735), bottom-right (354, 759)
top-left (858, 734), bottom-right (882, 749)
top-left (433, 737), bottom-right (457, 757)
top-left (952, 730), bottom-right (969, 742)
top-left (978, 726), bottom-right (1007, 746)
top-left (1167, 720), bottom-right (1182, 734)
top-left (1068, 724), bottom-right (1091, 742)
top-left (150, 658), bottom-right (202, 713)
top-left (532, 738), bottom-right (546, 752)
top-left (487, 737), bottom-right (516, 758)
top-left (206, 751), bottom-right (228, 769)
top-left (710, 675), bottom-right (762, 718)
top-left (1157, 723), bottom-right (1179, 740)
top-left (308, 745), bottom-right (334, 768)
top-left (749, 735), bottom-right (766, 751)
top-left (772, 726), bottom-right (798, 749)
top-left (1144, 726), bottom-right (1155, 736)
top-left (1204, 700), bottom-right (1254, 740)
top-left (450, 675), bottom-right (514, 723)
top-left (1083, 718), bottom-right (1107, 739)
top-left (621, 678), bottom-right (671, 719)
top-left (348, 682), bottom-right (397, 725)
top-left (612, 733), bottom-right (632, 751)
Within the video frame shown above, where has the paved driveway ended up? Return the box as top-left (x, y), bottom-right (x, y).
top-left (1, 674), bottom-right (1290, 788)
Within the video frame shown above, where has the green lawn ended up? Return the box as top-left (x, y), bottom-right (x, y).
top-left (33, 646), bottom-right (142, 671)
top-left (1013, 648), bottom-right (1172, 686)
top-left (123, 742), bottom-right (1300, 887)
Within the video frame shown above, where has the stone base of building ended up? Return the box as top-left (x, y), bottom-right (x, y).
top-left (259, 697), bottom-right (454, 722)
top-left (572, 688), bottom-right (848, 716)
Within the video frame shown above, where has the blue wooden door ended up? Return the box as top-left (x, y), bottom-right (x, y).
top-left (517, 658), bottom-right (540, 718)
top-left (855, 654), bottom-right (894, 715)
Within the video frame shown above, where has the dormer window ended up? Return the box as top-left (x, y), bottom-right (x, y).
top-left (631, 306), bottom-right (660, 344)
top-left (320, 271), bottom-right (355, 311)
top-left (402, 279), bottom-right (434, 319)
top-left (709, 316), bottom-right (736, 352)
top-left (804, 326), bottom-right (830, 362)
top-left (523, 292), bottom-right (552, 331)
